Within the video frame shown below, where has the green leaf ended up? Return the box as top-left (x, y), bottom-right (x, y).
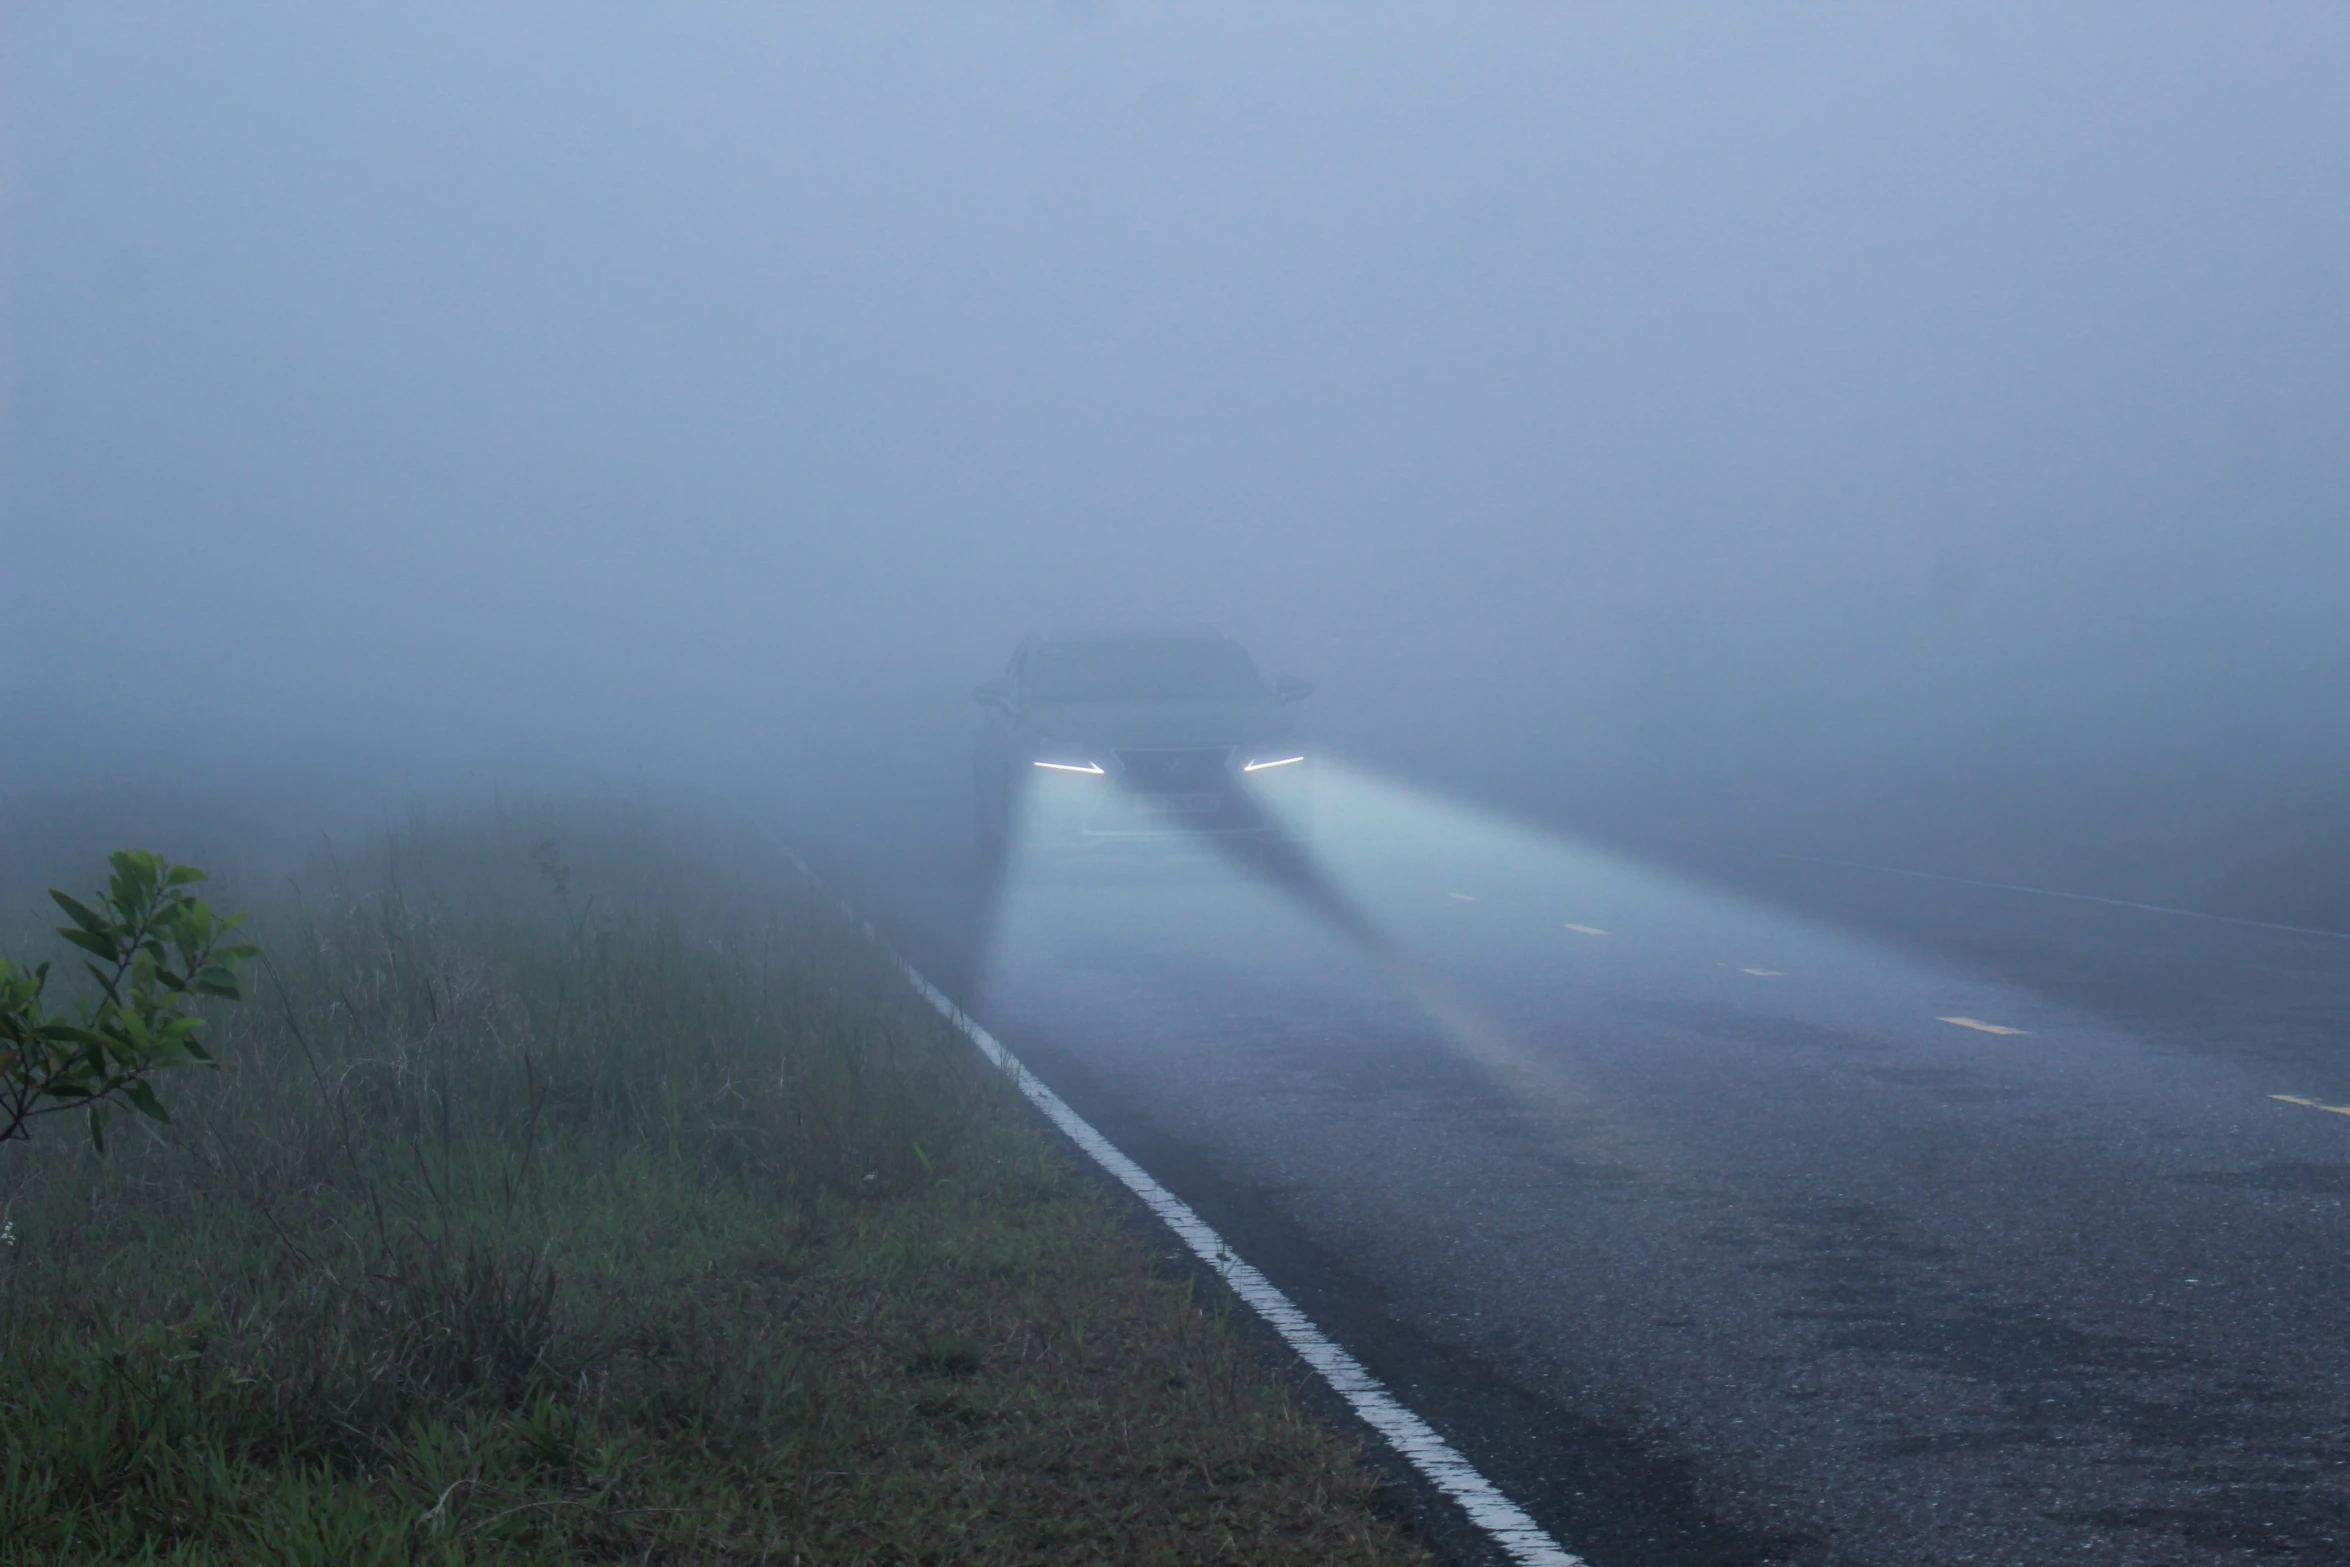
top-left (48, 891), bottom-right (115, 938)
top-left (190, 969), bottom-right (242, 999)
top-left (87, 1104), bottom-right (107, 1153)
top-left (164, 865), bottom-right (207, 887)
top-left (123, 1078), bottom-right (170, 1122)
top-left (55, 927), bottom-right (118, 963)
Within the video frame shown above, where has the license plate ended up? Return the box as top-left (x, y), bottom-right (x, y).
top-left (1132, 792), bottom-right (1222, 816)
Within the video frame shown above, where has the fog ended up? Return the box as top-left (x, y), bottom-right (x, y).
top-left (7, 3), bottom-right (2348, 915)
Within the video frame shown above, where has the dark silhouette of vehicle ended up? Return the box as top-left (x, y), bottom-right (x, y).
top-left (972, 630), bottom-right (1312, 860)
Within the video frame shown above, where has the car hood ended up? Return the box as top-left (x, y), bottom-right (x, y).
top-left (1027, 699), bottom-right (1296, 751)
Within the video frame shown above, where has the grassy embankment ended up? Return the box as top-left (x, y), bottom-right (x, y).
top-left (0, 804), bottom-right (1431, 1564)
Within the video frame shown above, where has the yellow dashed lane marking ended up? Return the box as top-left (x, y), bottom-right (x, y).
top-left (1739, 968), bottom-right (1785, 977)
top-left (1562, 924), bottom-right (1609, 936)
top-left (2271, 1095), bottom-right (2350, 1117)
top-left (1939, 1016), bottom-right (2029, 1035)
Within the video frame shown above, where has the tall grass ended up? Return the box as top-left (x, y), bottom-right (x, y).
top-left (0, 800), bottom-right (1005, 1556)
top-left (0, 798), bottom-right (1429, 1564)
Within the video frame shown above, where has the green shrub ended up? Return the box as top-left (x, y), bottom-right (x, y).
top-left (0, 849), bottom-right (256, 1150)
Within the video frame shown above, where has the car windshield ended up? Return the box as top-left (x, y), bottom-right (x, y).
top-left (1025, 638), bottom-right (1264, 702)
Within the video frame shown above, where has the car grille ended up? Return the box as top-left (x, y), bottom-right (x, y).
top-left (1095, 746), bottom-right (1262, 831)
top-left (1113, 747), bottom-right (1234, 790)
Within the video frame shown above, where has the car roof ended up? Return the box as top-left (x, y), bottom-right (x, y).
top-left (1030, 625), bottom-right (1230, 645)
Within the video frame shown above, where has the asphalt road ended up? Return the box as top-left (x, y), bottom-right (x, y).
top-left (782, 754), bottom-right (2350, 1567)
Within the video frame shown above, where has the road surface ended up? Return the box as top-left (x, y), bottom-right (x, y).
top-left (781, 752), bottom-right (2350, 1566)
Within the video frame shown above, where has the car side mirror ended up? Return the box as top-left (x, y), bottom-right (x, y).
top-left (1274, 674), bottom-right (1312, 704)
top-left (973, 678), bottom-right (1013, 709)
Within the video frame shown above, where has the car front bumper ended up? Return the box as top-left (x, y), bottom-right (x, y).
top-left (1016, 757), bottom-right (1311, 848)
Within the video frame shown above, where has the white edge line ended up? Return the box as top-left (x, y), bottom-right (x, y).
top-left (749, 822), bottom-right (1586, 1567)
top-left (896, 965), bottom-right (1586, 1567)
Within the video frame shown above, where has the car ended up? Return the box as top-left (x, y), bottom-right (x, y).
top-left (972, 629), bottom-right (1313, 860)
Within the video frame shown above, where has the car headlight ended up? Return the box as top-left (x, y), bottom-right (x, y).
top-left (1242, 754), bottom-right (1306, 772)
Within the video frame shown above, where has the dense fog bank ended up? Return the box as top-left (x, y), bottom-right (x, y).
top-left (7, 3), bottom-right (2345, 919)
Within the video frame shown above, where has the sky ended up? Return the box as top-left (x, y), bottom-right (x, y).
top-left (5, 3), bottom-right (2347, 891)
